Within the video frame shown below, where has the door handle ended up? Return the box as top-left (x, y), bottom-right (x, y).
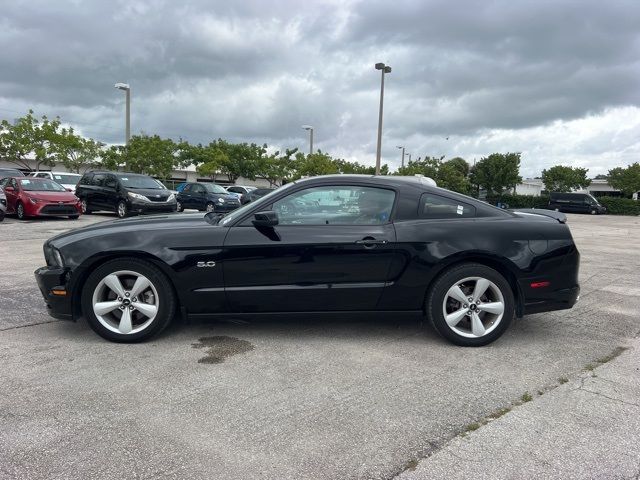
top-left (355, 238), bottom-right (387, 247)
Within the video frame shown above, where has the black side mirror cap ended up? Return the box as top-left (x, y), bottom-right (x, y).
top-left (253, 210), bottom-right (278, 227)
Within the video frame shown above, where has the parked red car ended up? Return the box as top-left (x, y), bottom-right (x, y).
top-left (0, 177), bottom-right (82, 220)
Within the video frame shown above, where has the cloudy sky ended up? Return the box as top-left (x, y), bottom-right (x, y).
top-left (1, 0), bottom-right (639, 177)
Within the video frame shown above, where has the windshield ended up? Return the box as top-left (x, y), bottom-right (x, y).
top-left (117, 174), bottom-right (164, 189)
top-left (219, 183), bottom-right (291, 226)
top-left (203, 183), bottom-right (228, 194)
top-left (52, 174), bottom-right (80, 185)
top-left (20, 178), bottom-right (67, 192)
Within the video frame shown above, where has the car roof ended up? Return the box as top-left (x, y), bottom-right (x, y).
top-left (292, 174), bottom-right (438, 188)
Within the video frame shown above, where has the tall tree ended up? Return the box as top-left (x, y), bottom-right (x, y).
top-left (193, 143), bottom-right (230, 179)
top-left (608, 163), bottom-right (640, 196)
top-left (396, 156), bottom-right (470, 194)
top-left (0, 110), bottom-right (61, 171)
top-left (99, 145), bottom-right (125, 171)
top-left (291, 151), bottom-right (340, 179)
top-left (53, 127), bottom-right (101, 173)
top-left (541, 165), bottom-right (590, 192)
top-left (469, 153), bottom-right (522, 196)
top-left (122, 134), bottom-right (178, 178)
top-left (255, 148), bottom-right (297, 186)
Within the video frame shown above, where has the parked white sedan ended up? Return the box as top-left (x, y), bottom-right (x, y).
top-left (31, 171), bottom-right (82, 193)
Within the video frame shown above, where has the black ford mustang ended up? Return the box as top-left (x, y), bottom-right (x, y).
top-left (34, 175), bottom-right (580, 346)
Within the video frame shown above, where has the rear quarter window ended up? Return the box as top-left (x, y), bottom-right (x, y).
top-left (419, 193), bottom-right (476, 219)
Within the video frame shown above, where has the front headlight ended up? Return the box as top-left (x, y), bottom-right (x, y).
top-left (29, 197), bottom-right (40, 205)
top-left (128, 192), bottom-right (148, 202)
top-left (44, 244), bottom-right (64, 267)
top-left (167, 193), bottom-right (175, 202)
top-left (218, 197), bottom-right (225, 204)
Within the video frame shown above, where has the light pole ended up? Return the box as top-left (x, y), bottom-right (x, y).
top-left (374, 62), bottom-right (391, 175)
top-left (408, 153), bottom-right (412, 163)
top-left (114, 83), bottom-right (131, 145)
top-left (396, 145), bottom-right (405, 168)
top-left (302, 125), bottom-right (314, 155)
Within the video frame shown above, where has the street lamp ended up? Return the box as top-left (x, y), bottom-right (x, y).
top-left (396, 145), bottom-right (405, 168)
top-left (114, 83), bottom-right (131, 145)
top-left (374, 62), bottom-right (392, 175)
top-left (302, 125), bottom-right (314, 155)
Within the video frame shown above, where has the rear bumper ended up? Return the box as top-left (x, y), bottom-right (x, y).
top-left (34, 266), bottom-right (74, 321)
top-left (523, 285), bottom-right (580, 315)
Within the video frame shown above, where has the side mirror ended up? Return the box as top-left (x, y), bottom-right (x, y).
top-left (4, 186), bottom-right (14, 192)
top-left (253, 210), bottom-right (278, 227)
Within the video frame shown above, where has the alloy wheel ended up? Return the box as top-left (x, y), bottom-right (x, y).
top-left (117, 201), bottom-right (127, 218)
top-left (206, 203), bottom-right (215, 212)
top-left (17, 202), bottom-right (25, 219)
top-left (442, 276), bottom-right (505, 338)
top-left (81, 199), bottom-right (88, 213)
top-left (91, 270), bottom-right (159, 335)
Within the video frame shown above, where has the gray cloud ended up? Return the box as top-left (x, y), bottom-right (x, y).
top-left (0, 0), bottom-right (639, 176)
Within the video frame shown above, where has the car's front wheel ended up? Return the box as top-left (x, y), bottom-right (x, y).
top-left (116, 200), bottom-right (128, 218)
top-left (80, 198), bottom-right (92, 214)
top-left (81, 258), bottom-right (177, 342)
top-left (16, 201), bottom-right (27, 220)
top-left (426, 263), bottom-right (514, 346)
top-left (176, 200), bottom-right (184, 212)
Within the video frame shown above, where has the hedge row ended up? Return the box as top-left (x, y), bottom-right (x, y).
top-left (483, 194), bottom-right (639, 215)
top-left (486, 194), bottom-right (551, 209)
top-left (598, 197), bottom-right (640, 216)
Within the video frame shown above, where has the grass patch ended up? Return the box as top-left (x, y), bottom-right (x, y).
top-left (521, 392), bottom-right (533, 403)
top-left (584, 363), bottom-right (595, 372)
top-left (487, 407), bottom-right (511, 420)
top-left (558, 377), bottom-right (569, 384)
top-left (465, 422), bottom-right (482, 432)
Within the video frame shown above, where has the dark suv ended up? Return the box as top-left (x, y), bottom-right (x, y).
top-left (76, 171), bottom-right (177, 218)
top-left (548, 192), bottom-right (606, 215)
top-left (176, 182), bottom-right (241, 212)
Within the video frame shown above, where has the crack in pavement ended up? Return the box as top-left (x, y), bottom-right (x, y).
top-left (0, 319), bottom-right (60, 332)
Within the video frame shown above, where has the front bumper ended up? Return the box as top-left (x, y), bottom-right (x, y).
top-left (128, 199), bottom-right (177, 214)
top-left (29, 202), bottom-right (82, 217)
top-left (34, 266), bottom-right (74, 321)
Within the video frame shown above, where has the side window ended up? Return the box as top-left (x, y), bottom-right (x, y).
top-left (10, 179), bottom-right (18, 189)
top-left (36, 173), bottom-right (48, 178)
top-left (104, 175), bottom-right (117, 189)
top-left (92, 174), bottom-right (106, 186)
top-left (193, 185), bottom-right (205, 194)
top-left (182, 184), bottom-right (192, 193)
top-left (80, 173), bottom-right (93, 185)
top-left (272, 185), bottom-right (395, 225)
top-left (228, 187), bottom-right (241, 194)
top-left (419, 193), bottom-right (476, 219)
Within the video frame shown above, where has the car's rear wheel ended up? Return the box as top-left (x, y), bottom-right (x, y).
top-left (116, 200), bottom-right (128, 218)
top-left (16, 201), bottom-right (27, 220)
top-left (426, 263), bottom-right (514, 346)
top-left (81, 259), bottom-right (176, 342)
top-left (68, 215), bottom-right (80, 220)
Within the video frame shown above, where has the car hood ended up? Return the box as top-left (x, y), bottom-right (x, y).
top-left (48, 212), bottom-right (213, 248)
top-left (25, 191), bottom-right (78, 202)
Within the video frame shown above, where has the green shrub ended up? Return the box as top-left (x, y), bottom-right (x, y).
top-left (486, 194), bottom-right (550, 209)
top-left (598, 197), bottom-right (640, 216)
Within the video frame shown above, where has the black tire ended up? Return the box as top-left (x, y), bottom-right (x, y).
top-left (81, 258), bottom-right (177, 343)
top-left (80, 198), bottom-right (93, 214)
top-left (16, 201), bottom-right (27, 220)
top-left (116, 200), bottom-right (129, 218)
top-left (69, 215), bottom-right (80, 220)
top-left (426, 263), bottom-right (515, 347)
top-left (0, 211), bottom-right (5, 222)
top-left (176, 200), bottom-right (184, 212)
top-left (205, 202), bottom-right (215, 213)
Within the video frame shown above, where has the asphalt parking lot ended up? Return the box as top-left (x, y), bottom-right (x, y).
top-left (1, 212), bottom-right (639, 479)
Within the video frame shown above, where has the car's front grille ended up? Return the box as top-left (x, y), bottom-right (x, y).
top-left (41, 205), bottom-right (77, 215)
top-left (148, 195), bottom-right (170, 202)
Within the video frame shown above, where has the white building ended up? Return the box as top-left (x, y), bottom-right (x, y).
top-left (514, 178), bottom-right (620, 197)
